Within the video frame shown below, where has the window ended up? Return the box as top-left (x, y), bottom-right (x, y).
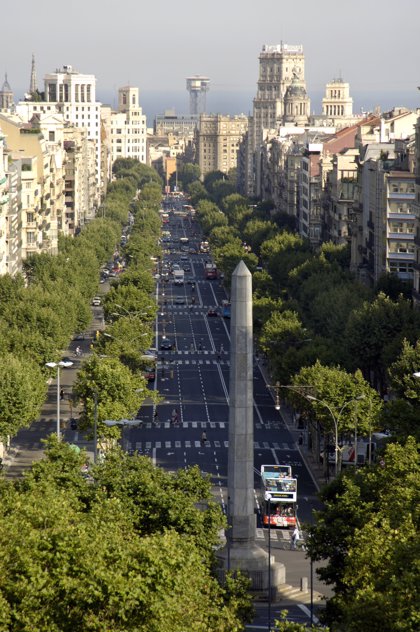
top-left (27, 212), bottom-right (34, 224)
top-left (27, 232), bottom-right (36, 244)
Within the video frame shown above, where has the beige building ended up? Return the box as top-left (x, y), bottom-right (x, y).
top-left (0, 112), bottom-right (59, 257)
top-left (196, 114), bottom-right (248, 177)
top-left (413, 114), bottom-right (420, 307)
top-left (0, 129), bottom-right (9, 274)
top-left (245, 43), bottom-right (307, 195)
top-left (63, 125), bottom-right (96, 231)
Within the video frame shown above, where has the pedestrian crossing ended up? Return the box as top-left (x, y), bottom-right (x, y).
top-left (128, 439), bottom-right (298, 451)
top-left (163, 307), bottom-right (225, 313)
top-left (135, 421), bottom-right (285, 431)
top-left (255, 528), bottom-right (291, 542)
top-left (159, 358), bottom-right (230, 366)
top-left (160, 350), bottom-right (229, 355)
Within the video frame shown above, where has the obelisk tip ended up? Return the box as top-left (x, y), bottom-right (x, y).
top-left (232, 260), bottom-right (251, 277)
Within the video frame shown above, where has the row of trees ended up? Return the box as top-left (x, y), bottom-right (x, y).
top-left (0, 159), bottom-right (260, 630)
top-left (0, 218), bottom-right (121, 443)
top-left (175, 164), bottom-right (420, 630)
top-left (73, 160), bottom-right (164, 440)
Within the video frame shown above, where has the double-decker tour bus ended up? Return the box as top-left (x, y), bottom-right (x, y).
top-left (221, 300), bottom-right (231, 318)
top-left (260, 464), bottom-right (297, 528)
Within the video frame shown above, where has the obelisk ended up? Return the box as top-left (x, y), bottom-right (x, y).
top-left (217, 261), bottom-right (285, 593)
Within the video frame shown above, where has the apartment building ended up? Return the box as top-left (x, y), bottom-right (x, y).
top-left (0, 112), bottom-right (59, 257)
top-left (322, 147), bottom-right (359, 244)
top-left (413, 114), bottom-right (420, 307)
top-left (196, 114), bottom-right (248, 177)
top-left (0, 130), bottom-right (9, 274)
top-left (104, 86), bottom-right (147, 165)
top-left (17, 65), bottom-right (103, 207)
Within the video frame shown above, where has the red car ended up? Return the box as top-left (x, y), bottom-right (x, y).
top-left (144, 369), bottom-right (156, 382)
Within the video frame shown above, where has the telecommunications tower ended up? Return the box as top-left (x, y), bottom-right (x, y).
top-left (186, 75), bottom-right (210, 115)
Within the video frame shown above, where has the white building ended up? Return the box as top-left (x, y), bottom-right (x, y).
top-left (18, 65), bottom-right (102, 205)
top-left (104, 86), bottom-right (147, 166)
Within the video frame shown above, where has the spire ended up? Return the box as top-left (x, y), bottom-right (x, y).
top-left (29, 53), bottom-right (37, 94)
top-left (2, 73), bottom-right (11, 92)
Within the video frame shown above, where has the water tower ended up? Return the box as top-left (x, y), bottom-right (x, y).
top-left (186, 75), bottom-right (210, 115)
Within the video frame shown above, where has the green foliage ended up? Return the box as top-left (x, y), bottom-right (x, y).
top-left (375, 272), bottom-right (413, 300)
top-left (261, 231), bottom-right (311, 290)
top-left (73, 355), bottom-right (150, 434)
top-left (103, 284), bottom-right (155, 324)
top-left (242, 218), bottom-right (277, 255)
top-left (0, 442), bottom-right (252, 630)
top-left (212, 243), bottom-right (258, 286)
top-left (274, 610), bottom-right (328, 631)
top-left (291, 361), bottom-right (383, 439)
top-left (252, 270), bottom-right (277, 298)
top-left (187, 180), bottom-right (209, 206)
top-left (344, 293), bottom-right (420, 393)
top-left (203, 170), bottom-right (226, 191)
top-left (0, 355), bottom-right (46, 440)
top-left (170, 162), bottom-right (201, 191)
top-left (388, 338), bottom-right (420, 402)
top-left (95, 315), bottom-right (154, 373)
top-left (308, 438), bottom-right (420, 632)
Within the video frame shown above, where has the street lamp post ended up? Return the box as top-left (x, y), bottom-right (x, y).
top-left (45, 360), bottom-right (74, 439)
top-left (306, 395), bottom-right (364, 476)
top-left (267, 493), bottom-right (272, 632)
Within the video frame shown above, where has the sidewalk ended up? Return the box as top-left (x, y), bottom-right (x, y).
top-left (255, 357), bottom-right (326, 491)
top-left (3, 307), bottom-right (104, 478)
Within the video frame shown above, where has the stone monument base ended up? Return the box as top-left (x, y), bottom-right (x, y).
top-left (216, 542), bottom-right (286, 598)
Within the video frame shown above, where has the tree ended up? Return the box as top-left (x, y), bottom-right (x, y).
top-left (212, 243), bottom-right (258, 286)
top-left (242, 219), bottom-right (277, 255)
top-left (0, 354), bottom-right (46, 441)
top-left (290, 362), bottom-right (383, 472)
top-left (344, 293), bottom-right (420, 394)
top-left (73, 355), bottom-right (151, 438)
top-left (187, 180), bottom-right (209, 206)
top-left (0, 440), bottom-right (253, 631)
top-left (307, 438), bottom-right (420, 632)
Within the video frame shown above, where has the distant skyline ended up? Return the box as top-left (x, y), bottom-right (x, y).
top-left (1, 0), bottom-right (419, 121)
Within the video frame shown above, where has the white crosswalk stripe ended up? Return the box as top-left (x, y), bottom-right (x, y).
top-left (130, 439), bottom-right (297, 451)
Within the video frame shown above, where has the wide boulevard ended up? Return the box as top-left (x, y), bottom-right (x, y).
top-left (127, 200), bottom-right (322, 538)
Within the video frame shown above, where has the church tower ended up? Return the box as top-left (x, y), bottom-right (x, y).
top-left (0, 73), bottom-right (13, 110)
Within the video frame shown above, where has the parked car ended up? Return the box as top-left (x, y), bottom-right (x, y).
top-left (92, 296), bottom-right (101, 306)
top-left (144, 369), bottom-right (156, 382)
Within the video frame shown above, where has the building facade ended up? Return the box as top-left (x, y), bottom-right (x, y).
top-left (106, 86), bottom-right (147, 165)
top-left (196, 114), bottom-right (248, 176)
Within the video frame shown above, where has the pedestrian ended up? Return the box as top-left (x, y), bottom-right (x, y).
top-left (201, 431), bottom-right (207, 447)
top-left (220, 344), bottom-right (224, 354)
top-left (198, 342), bottom-right (202, 352)
top-left (298, 432), bottom-right (304, 446)
top-left (290, 526), bottom-right (299, 550)
top-left (60, 389), bottom-right (65, 401)
top-left (153, 410), bottom-right (159, 424)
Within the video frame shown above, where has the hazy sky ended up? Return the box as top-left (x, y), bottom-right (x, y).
top-left (2, 0), bottom-right (420, 116)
